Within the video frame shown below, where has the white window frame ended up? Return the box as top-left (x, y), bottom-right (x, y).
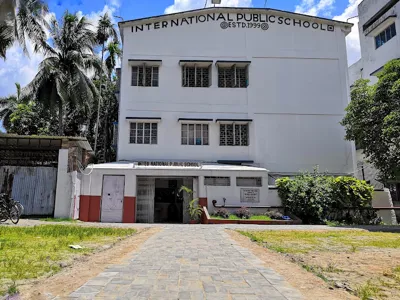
top-left (181, 123), bottom-right (209, 145)
top-left (219, 123), bottom-right (249, 146)
top-left (131, 65), bottom-right (159, 87)
top-left (182, 65), bottom-right (211, 87)
top-left (129, 122), bottom-right (158, 144)
top-left (204, 177), bottom-right (231, 186)
top-left (218, 65), bottom-right (248, 88)
top-left (236, 177), bottom-right (262, 187)
top-left (375, 22), bottom-right (396, 49)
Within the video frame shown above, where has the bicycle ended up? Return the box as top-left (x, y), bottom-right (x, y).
top-left (0, 193), bottom-right (23, 224)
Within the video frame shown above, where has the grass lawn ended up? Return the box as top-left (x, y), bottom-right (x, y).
top-left (0, 225), bottom-right (136, 296)
top-left (39, 218), bottom-right (78, 222)
top-left (239, 230), bottom-right (400, 300)
top-left (211, 215), bottom-right (272, 221)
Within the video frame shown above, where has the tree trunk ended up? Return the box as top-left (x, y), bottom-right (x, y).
top-left (103, 101), bottom-right (109, 161)
top-left (94, 42), bottom-right (105, 153)
top-left (58, 100), bottom-right (64, 136)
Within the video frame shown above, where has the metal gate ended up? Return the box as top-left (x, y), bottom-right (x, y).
top-left (0, 166), bottom-right (57, 216)
top-left (136, 177), bottom-right (155, 223)
top-left (101, 175), bottom-right (125, 223)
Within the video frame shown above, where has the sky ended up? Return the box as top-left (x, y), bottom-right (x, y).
top-left (0, 0), bottom-right (362, 129)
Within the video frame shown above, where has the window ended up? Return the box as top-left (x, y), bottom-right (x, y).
top-left (218, 66), bottom-right (248, 88)
top-left (182, 66), bottom-right (211, 87)
top-left (129, 122), bottom-right (158, 144)
top-left (375, 23), bottom-right (396, 49)
top-left (237, 177), bottom-right (262, 187)
top-left (204, 177), bottom-right (230, 186)
top-left (131, 66), bottom-right (159, 87)
top-left (181, 124), bottom-right (209, 145)
top-left (220, 124), bottom-right (249, 146)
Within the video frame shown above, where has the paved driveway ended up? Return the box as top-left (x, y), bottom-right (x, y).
top-left (69, 225), bottom-right (303, 300)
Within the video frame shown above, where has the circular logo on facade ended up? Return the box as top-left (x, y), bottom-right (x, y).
top-left (261, 23), bottom-right (269, 31)
top-left (220, 21), bottom-right (229, 29)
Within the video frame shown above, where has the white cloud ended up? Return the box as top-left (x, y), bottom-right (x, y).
top-left (0, 42), bottom-right (44, 97)
top-left (333, 0), bottom-right (362, 66)
top-left (295, 0), bottom-right (335, 17)
top-left (109, 0), bottom-right (121, 9)
top-left (165, 0), bottom-right (252, 14)
top-left (77, 5), bottom-right (117, 32)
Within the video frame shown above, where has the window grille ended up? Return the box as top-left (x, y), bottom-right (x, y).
top-left (218, 66), bottom-right (248, 88)
top-left (132, 66), bottom-right (159, 87)
top-left (129, 122), bottom-right (158, 144)
top-left (204, 177), bottom-right (231, 186)
top-left (236, 177), bottom-right (262, 187)
top-left (375, 23), bottom-right (396, 49)
top-left (182, 66), bottom-right (211, 87)
top-left (181, 123), bottom-right (209, 145)
top-left (220, 124), bottom-right (249, 146)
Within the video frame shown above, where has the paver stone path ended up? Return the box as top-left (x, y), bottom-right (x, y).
top-left (70, 225), bottom-right (303, 300)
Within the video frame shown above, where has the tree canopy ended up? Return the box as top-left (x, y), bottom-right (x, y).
top-left (1, 7), bottom-right (121, 162)
top-left (22, 11), bottom-right (102, 135)
top-left (341, 59), bottom-right (400, 183)
top-left (0, 0), bottom-right (48, 59)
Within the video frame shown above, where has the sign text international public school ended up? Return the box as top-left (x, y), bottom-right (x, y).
top-left (131, 13), bottom-right (335, 33)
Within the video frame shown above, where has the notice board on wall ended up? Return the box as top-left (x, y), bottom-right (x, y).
top-left (240, 188), bottom-right (260, 203)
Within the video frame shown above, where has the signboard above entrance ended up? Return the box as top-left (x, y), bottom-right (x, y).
top-left (131, 12), bottom-right (335, 33)
top-left (137, 161), bottom-right (201, 167)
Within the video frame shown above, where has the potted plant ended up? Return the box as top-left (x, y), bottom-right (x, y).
top-left (180, 186), bottom-right (203, 224)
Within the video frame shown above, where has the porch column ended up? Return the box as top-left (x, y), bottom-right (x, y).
top-left (54, 149), bottom-right (71, 218)
top-left (123, 174), bottom-right (137, 223)
top-left (198, 176), bottom-right (208, 208)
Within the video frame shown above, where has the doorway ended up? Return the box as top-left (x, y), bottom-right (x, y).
top-left (101, 175), bottom-right (124, 223)
top-left (154, 178), bottom-right (183, 223)
top-left (136, 177), bottom-right (194, 223)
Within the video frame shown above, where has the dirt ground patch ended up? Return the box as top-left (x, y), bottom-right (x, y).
top-left (19, 227), bottom-right (160, 300)
top-left (232, 229), bottom-right (400, 300)
top-left (228, 230), bottom-right (359, 300)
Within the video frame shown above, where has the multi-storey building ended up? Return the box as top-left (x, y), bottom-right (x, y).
top-left (79, 7), bottom-right (355, 223)
top-left (349, 0), bottom-right (400, 86)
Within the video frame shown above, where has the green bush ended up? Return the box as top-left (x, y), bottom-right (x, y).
top-left (276, 169), bottom-right (334, 224)
top-left (329, 176), bottom-right (377, 225)
top-left (276, 168), bottom-right (375, 225)
top-left (332, 176), bottom-right (373, 208)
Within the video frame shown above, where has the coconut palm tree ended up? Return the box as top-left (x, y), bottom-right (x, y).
top-left (94, 12), bottom-right (118, 153)
top-left (0, 0), bottom-right (48, 59)
top-left (23, 12), bottom-right (102, 135)
top-left (96, 13), bottom-right (118, 67)
top-left (0, 83), bottom-right (21, 130)
top-left (105, 41), bottom-right (121, 80)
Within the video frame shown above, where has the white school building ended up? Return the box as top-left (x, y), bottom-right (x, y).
top-left (78, 7), bottom-right (355, 223)
top-left (349, 0), bottom-right (400, 86)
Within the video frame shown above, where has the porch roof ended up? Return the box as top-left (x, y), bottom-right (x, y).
top-left (89, 161), bottom-right (268, 172)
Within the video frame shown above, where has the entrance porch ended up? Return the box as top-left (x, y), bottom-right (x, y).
top-left (78, 162), bottom-right (271, 223)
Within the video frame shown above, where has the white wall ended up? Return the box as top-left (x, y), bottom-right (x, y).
top-left (54, 159), bottom-right (84, 219)
top-left (81, 164), bottom-right (270, 209)
top-left (348, 59), bottom-right (364, 87)
top-left (81, 167), bottom-right (137, 197)
top-left (349, 0), bottom-right (400, 85)
top-left (372, 189), bottom-right (398, 225)
top-left (204, 173), bottom-right (270, 213)
top-left (118, 8), bottom-right (354, 175)
top-left (54, 149), bottom-right (71, 218)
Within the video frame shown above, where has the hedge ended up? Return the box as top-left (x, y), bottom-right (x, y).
top-left (276, 168), bottom-right (376, 224)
